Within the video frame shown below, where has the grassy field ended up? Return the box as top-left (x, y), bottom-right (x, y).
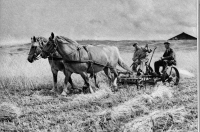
top-left (0, 40), bottom-right (198, 132)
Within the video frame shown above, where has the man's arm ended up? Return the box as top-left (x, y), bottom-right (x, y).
top-left (132, 55), bottom-right (138, 62)
top-left (162, 49), bottom-right (175, 60)
top-left (147, 49), bottom-right (152, 53)
top-left (132, 52), bottom-right (139, 62)
top-left (141, 46), bottom-right (152, 53)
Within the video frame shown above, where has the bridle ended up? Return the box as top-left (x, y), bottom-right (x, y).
top-left (28, 37), bottom-right (46, 60)
top-left (39, 38), bottom-right (58, 58)
top-left (28, 45), bottom-right (42, 59)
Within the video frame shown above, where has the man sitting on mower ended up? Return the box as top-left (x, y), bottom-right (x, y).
top-left (132, 43), bottom-right (152, 75)
top-left (154, 42), bottom-right (176, 77)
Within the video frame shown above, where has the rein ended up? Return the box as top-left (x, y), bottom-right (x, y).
top-left (48, 56), bottom-right (63, 61)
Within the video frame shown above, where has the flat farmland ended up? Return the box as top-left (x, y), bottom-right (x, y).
top-left (0, 40), bottom-right (197, 132)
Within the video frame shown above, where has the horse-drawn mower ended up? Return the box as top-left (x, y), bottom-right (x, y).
top-left (117, 47), bottom-right (180, 89)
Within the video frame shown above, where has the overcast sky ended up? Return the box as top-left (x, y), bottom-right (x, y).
top-left (0, 0), bottom-right (198, 45)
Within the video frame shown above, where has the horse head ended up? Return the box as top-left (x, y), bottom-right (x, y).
top-left (40, 32), bottom-right (57, 59)
top-left (27, 36), bottom-right (46, 63)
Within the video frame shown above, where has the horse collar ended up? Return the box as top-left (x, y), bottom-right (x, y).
top-left (50, 40), bottom-right (58, 55)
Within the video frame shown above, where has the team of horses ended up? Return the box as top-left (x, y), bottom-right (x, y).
top-left (27, 32), bottom-right (133, 95)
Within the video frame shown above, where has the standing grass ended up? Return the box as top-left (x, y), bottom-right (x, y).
top-left (0, 40), bottom-right (198, 132)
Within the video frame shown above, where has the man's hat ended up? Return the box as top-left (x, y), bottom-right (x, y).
top-left (164, 42), bottom-right (170, 45)
top-left (132, 43), bottom-right (138, 47)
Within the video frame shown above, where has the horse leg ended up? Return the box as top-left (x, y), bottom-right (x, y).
top-left (112, 69), bottom-right (118, 87)
top-left (93, 74), bottom-right (99, 88)
top-left (80, 72), bottom-right (94, 94)
top-left (103, 68), bottom-right (112, 86)
top-left (61, 70), bottom-right (72, 96)
top-left (110, 68), bottom-right (118, 91)
top-left (89, 72), bottom-right (99, 88)
top-left (51, 68), bottom-right (58, 93)
top-left (68, 75), bottom-right (76, 90)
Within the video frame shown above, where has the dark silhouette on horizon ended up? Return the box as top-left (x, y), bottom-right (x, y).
top-left (168, 32), bottom-right (197, 40)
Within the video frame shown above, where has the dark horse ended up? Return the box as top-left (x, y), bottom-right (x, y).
top-left (40, 32), bottom-right (132, 95)
top-left (27, 36), bottom-right (76, 94)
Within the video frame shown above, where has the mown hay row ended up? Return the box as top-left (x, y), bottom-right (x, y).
top-left (0, 102), bottom-right (22, 122)
top-left (63, 85), bottom-right (112, 110)
top-left (123, 107), bottom-right (187, 132)
top-left (20, 85), bottom-right (112, 116)
top-left (97, 84), bottom-right (174, 122)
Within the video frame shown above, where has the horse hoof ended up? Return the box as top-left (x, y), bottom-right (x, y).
top-left (112, 86), bottom-right (118, 92)
top-left (82, 86), bottom-right (88, 94)
top-left (89, 87), bottom-right (94, 94)
top-left (50, 89), bottom-right (57, 93)
top-left (61, 92), bottom-right (67, 96)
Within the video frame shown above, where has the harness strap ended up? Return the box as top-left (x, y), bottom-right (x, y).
top-left (82, 46), bottom-right (94, 73)
top-left (63, 57), bottom-right (114, 69)
top-left (48, 57), bottom-right (63, 61)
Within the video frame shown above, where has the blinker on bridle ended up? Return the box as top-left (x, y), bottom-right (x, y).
top-left (28, 46), bottom-right (37, 56)
top-left (41, 39), bottom-right (58, 57)
top-left (28, 39), bottom-right (43, 56)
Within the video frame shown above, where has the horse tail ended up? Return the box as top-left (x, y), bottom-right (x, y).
top-left (115, 48), bottom-right (132, 72)
top-left (118, 57), bottom-right (132, 72)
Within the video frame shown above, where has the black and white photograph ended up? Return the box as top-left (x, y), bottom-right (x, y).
top-left (0, 0), bottom-right (198, 131)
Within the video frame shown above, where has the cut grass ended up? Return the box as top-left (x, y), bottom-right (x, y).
top-left (0, 40), bottom-right (198, 131)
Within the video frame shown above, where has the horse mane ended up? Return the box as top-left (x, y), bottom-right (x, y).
top-left (35, 36), bottom-right (48, 48)
top-left (55, 36), bottom-right (80, 48)
top-left (37, 37), bottom-right (47, 43)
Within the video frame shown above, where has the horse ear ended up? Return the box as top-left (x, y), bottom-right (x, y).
top-left (31, 37), bottom-right (33, 43)
top-left (33, 36), bottom-right (36, 42)
top-left (51, 32), bottom-right (54, 39)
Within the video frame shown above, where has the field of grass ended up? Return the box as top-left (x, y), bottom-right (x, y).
top-left (0, 40), bottom-right (198, 131)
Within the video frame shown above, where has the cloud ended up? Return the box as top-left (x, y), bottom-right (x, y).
top-left (89, 19), bottom-right (107, 26)
top-left (0, 0), bottom-right (197, 44)
top-left (110, 0), bottom-right (197, 38)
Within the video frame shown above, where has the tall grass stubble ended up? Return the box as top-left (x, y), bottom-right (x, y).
top-left (0, 40), bottom-right (197, 131)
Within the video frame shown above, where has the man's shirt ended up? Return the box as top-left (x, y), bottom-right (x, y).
top-left (132, 47), bottom-right (150, 62)
top-left (162, 48), bottom-right (176, 61)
